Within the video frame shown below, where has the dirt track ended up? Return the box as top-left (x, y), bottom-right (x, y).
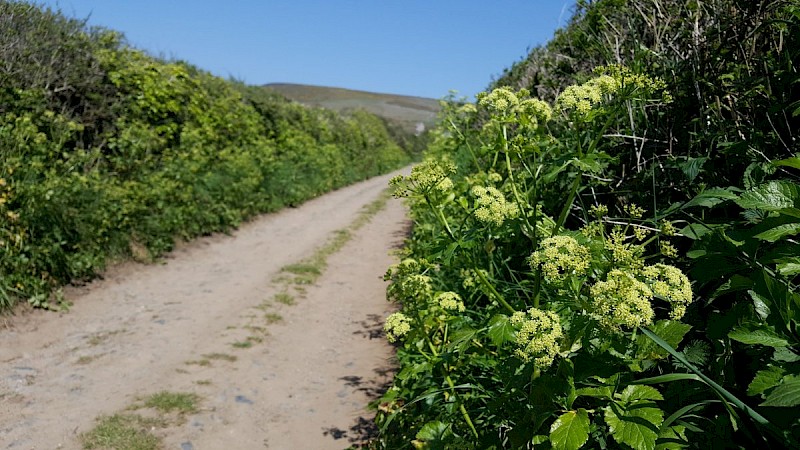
top-left (0, 169), bottom-right (410, 449)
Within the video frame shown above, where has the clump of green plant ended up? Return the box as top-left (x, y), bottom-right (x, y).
top-left (375, 60), bottom-right (800, 449)
top-left (142, 391), bottom-right (199, 414)
top-left (81, 414), bottom-right (163, 450)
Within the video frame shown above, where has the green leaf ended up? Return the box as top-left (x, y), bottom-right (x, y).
top-left (656, 425), bottom-right (688, 450)
top-left (753, 223), bottom-right (800, 242)
top-left (575, 386), bottom-right (613, 399)
top-left (773, 156), bottom-right (800, 170)
top-left (683, 187), bottom-right (739, 209)
top-left (487, 314), bottom-right (516, 346)
top-left (637, 320), bottom-right (692, 360)
top-left (748, 365), bottom-right (786, 396)
top-left (677, 157), bottom-right (707, 182)
top-left (550, 409), bottom-right (590, 450)
top-left (735, 181), bottom-right (798, 211)
top-left (748, 290), bottom-right (771, 321)
top-left (618, 385), bottom-right (664, 402)
top-left (761, 378), bottom-right (800, 407)
top-left (416, 420), bottom-right (452, 442)
top-left (729, 324), bottom-right (790, 347)
top-left (604, 402), bottom-right (664, 450)
top-left (679, 223), bottom-right (713, 240)
top-left (777, 258), bottom-right (800, 277)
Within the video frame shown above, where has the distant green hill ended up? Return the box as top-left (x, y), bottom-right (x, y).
top-left (264, 83), bottom-right (441, 134)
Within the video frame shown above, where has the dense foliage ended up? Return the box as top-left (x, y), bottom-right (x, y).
top-left (376, 0), bottom-right (800, 448)
top-left (0, 1), bottom-right (415, 310)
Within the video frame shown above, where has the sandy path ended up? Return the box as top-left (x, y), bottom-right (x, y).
top-left (0, 170), bottom-right (409, 449)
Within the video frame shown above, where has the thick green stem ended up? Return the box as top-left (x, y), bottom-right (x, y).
top-left (446, 374), bottom-right (479, 439)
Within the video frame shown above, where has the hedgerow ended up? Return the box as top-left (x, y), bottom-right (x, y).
top-left (0, 1), bottom-right (414, 310)
top-left (375, 0), bottom-right (799, 448)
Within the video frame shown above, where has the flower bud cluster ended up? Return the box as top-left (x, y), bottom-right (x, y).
top-left (471, 185), bottom-right (519, 227)
top-left (556, 74), bottom-right (620, 115)
top-left (510, 308), bottom-right (563, 367)
top-left (390, 160), bottom-right (456, 198)
top-left (476, 88), bottom-right (553, 125)
top-left (530, 235), bottom-right (590, 284)
top-left (591, 269), bottom-right (655, 329)
top-left (436, 291), bottom-right (465, 312)
top-left (641, 264), bottom-right (693, 319)
top-left (384, 312), bottom-right (412, 343)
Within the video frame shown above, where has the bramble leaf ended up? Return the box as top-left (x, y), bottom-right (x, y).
top-left (761, 378), bottom-right (800, 407)
top-left (605, 401), bottom-right (664, 450)
top-left (747, 365), bottom-right (786, 396)
top-left (729, 324), bottom-right (790, 347)
top-left (753, 223), bottom-right (800, 242)
top-left (550, 409), bottom-right (590, 450)
top-left (735, 181), bottom-right (798, 211)
top-left (487, 314), bottom-right (515, 346)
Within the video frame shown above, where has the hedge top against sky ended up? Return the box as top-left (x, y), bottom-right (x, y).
top-left (37, 0), bottom-right (574, 100)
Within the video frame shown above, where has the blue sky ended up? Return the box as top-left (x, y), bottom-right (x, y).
top-left (38, 0), bottom-right (574, 100)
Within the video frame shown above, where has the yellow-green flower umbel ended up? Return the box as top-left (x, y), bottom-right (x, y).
top-left (510, 308), bottom-right (563, 367)
top-left (530, 235), bottom-right (590, 284)
top-left (591, 269), bottom-right (655, 330)
top-left (471, 185), bottom-right (519, 227)
top-left (641, 264), bottom-right (693, 319)
top-left (384, 312), bottom-right (412, 343)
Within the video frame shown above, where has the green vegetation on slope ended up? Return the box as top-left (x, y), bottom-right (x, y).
top-left (264, 83), bottom-right (440, 134)
top-left (375, 0), bottom-right (800, 448)
top-left (0, 1), bottom-right (414, 311)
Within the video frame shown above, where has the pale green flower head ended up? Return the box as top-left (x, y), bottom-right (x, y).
top-left (517, 98), bottom-right (553, 124)
top-left (530, 235), bottom-right (590, 284)
top-left (477, 87), bottom-right (520, 118)
top-left (471, 185), bottom-right (519, 227)
top-left (591, 269), bottom-right (655, 330)
top-left (384, 312), bottom-right (412, 343)
top-left (604, 229), bottom-right (645, 269)
top-left (641, 264), bottom-right (693, 320)
top-left (436, 292), bottom-right (466, 313)
top-left (509, 308), bottom-right (563, 367)
top-left (390, 159), bottom-right (456, 197)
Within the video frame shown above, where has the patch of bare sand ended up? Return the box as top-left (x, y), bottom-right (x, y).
top-left (0, 169), bottom-right (409, 449)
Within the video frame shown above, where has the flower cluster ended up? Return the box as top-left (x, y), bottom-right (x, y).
top-left (590, 269), bottom-right (655, 329)
top-left (390, 159), bottom-right (456, 198)
top-left (556, 74), bottom-right (620, 115)
top-left (510, 308), bottom-right (563, 367)
top-left (604, 229), bottom-right (645, 269)
top-left (477, 87), bottom-right (520, 118)
top-left (471, 185), bottom-right (519, 227)
top-left (476, 87), bottom-right (553, 125)
top-left (384, 312), bottom-right (412, 343)
top-left (436, 291), bottom-right (465, 312)
top-left (641, 264), bottom-right (693, 319)
top-left (530, 235), bottom-right (591, 284)
top-left (598, 64), bottom-right (670, 102)
top-left (385, 259), bottom-right (434, 303)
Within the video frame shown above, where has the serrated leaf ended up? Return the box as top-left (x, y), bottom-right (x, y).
top-left (777, 259), bottom-right (800, 277)
top-left (761, 378), bottom-right (800, 407)
top-left (679, 223), bottom-right (713, 240)
top-left (748, 365), bottom-right (786, 396)
top-left (683, 187), bottom-right (739, 209)
top-left (487, 314), bottom-right (515, 346)
top-left (415, 420), bottom-right (452, 441)
top-left (774, 347), bottom-right (800, 362)
top-left (605, 402), bottom-right (664, 450)
top-left (656, 425), bottom-right (688, 449)
top-left (748, 290), bottom-right (771, 320)
top-left (735, 181), bottom-right (798, 211)
top-left (618, 385), bottom-right (664, 403)
top-left (575, 386), bottom-right (614, 399)
top-left (550, 409), bottom-right (590, 450)
top-left (678, 157), bottom-right (707, 182)
top-left (753, 223), bottom-right (800, 242)
top-left (729, 324), bottom-right (790, 347)
top-left (636, 320), bottom-right (692, 360)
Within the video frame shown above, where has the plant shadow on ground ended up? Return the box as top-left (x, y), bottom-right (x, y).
top-left (321, 369), bottom-right (395, 446)
top-left (352, 313), bottom-right (387, 340)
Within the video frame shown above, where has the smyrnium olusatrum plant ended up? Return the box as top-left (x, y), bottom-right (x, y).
top-left (374, 67), bottom-right (720, 450)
